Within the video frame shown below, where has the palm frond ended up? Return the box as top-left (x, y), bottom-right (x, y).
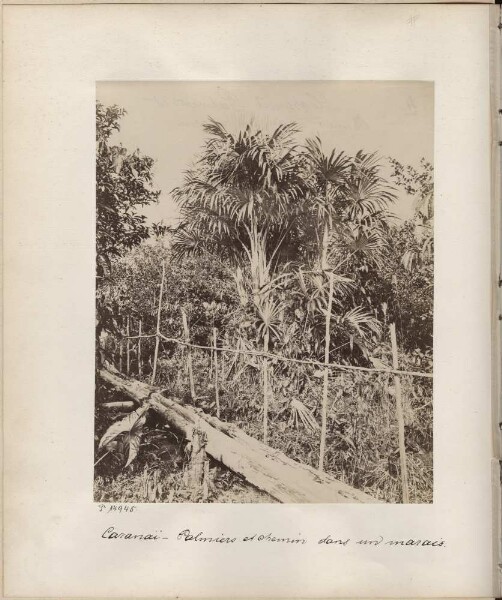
top-left (203, 117), bottom-right (230, 141)
top-left (289, 399), bottom-right (319, 432)
top-left (335, 306), bottom-right (382, 339)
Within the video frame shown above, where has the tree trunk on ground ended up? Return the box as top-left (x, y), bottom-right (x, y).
top-left (99, 368), bottom-right (380, 504)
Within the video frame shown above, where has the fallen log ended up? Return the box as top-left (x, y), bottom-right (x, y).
top-left (99, 368), bottom-right (380, 504)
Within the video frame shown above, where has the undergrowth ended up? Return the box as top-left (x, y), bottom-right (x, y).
top-left (95, 348), bottom-right (432, 504)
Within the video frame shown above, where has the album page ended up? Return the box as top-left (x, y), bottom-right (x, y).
top-left (3, 3), bottom-right (495, 597)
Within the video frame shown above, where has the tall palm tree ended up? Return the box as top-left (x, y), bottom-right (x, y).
top-left (172, 119), bottom-right (306, 294)
top-left (301, 141), bottom-right (395, 272)
top-left (172, 119), bottom-right (307, 442)
top-left (301, 140), bottom-right (396, 471)
top-left (302, 137), bottom-right (351, 271)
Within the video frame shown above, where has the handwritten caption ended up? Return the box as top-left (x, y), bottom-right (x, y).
top-left (100, 526), bottom-right (445, 548)
top-left (97, 505), bottom-right (445, 548)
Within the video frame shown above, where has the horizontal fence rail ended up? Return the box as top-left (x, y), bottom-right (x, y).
top-left (122, 331), bottom-right (433, 380)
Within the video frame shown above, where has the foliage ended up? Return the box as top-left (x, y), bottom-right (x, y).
top-left (388, 160), bottom-right (434, 351)
top-left (95, 116), bottom-right (434, 503)
top-left (98, 239), bottom-right (239, 348)
top-left (99, 405), bottom-right (149, 468)
top-left (172, 120), bottom-right (399, 368)
top-left (96, 103), bottom-right (162, 364)
top-left (172, 120), bottom-right (307, 279)
top-left (389, 157), bottom-right (433, 223)
top-left (96, 103), bottom-right (161, 276)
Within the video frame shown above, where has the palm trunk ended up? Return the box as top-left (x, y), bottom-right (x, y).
top-left (321, 221), bottom-right (329, 271)
top-left (319, 204), bottom-right (332, 471)
top-left (246, 215), bottom-right (273, 445)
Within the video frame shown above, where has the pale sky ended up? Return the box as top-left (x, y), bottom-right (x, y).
top-left (97, 81), bottom-right (433, 225)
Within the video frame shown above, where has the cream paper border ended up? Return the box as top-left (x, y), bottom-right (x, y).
top-left (3, 4), bottom-right (494, 598)
top-left (490, 6), bottom-right (502, 597)
top-left (1, 0), bottom-right (494, 4)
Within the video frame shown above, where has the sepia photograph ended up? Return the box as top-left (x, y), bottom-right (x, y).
top-left (94, 81), bottom-right (434, 504)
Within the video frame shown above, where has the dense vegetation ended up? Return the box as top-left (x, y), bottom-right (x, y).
top-left (95, 105), bottom-right (433, 503)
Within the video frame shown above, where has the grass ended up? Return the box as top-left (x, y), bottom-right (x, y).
top-left (95, 349), bottom-right (433, 504)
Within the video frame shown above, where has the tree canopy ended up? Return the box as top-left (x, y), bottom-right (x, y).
top-left (96, 102), bottom-right (161, 279)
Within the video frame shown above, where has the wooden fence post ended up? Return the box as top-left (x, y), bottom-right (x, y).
top-left (126, 316), bottom-right (131, 375)
top-left (221, 333), bottom-right (228, 381)
top-left (319, 270), bottom-right (334, 472)
top-left (181, 308), bottom-right (196, 399)
top-left (390, 322), bottom-right (410, 503)
top-left (213, 328), bottom-right (220, 418)
top-left (188, 428), bottom-right (208, 502)
top-left (138, 319), bottom-right (142, 377)
top-left (119, 338), bottom-right (123, 373)
top-left (263, 330), bottom-right (270, 445)
top-left (202, 459), bottom-right (210, 502)
top-left (151, 263), bottom-right (165, 385)
top-left (210, 341), bottom-right (214, 377)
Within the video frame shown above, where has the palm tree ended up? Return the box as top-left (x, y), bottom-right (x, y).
top-left (172, 119), bottom-right (306, 293)
top-left (301, 142), bottom-right (395, 271)
top-left (172, 121), bottom-right (396, 451)
top-left (301, 137), bottom-right (351, 271)
top-left (300, 140), bottom-right (396, 471)
top-left (172, 119), bottom-right (307, 442)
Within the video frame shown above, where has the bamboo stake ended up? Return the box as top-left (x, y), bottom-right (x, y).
top-left (202, 460), bottom-right (210, 502)
top-left (210, 339), bottom-right (214, 377)
top-left (138, 319), bottom-right (142, 377)
top-left (319, 270), bottom-right (334, 472)
top-left (151, 263), bottom-right (165, 385)
top-left (213, 328), bottom-right (220, 418)
top-left (263, 330), bottom-right (270, 445)
top-left (126, 316), bottom-right (131, 375)
top-left (389, 323), bottom-right (410, 503)
top-left (181, 308), bottom-right (196, 399)
top-left (221, 334), bottom-right (227, 382)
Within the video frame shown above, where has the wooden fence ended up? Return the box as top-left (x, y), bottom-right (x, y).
top-left (110, 265), bottom-right (432, 504)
